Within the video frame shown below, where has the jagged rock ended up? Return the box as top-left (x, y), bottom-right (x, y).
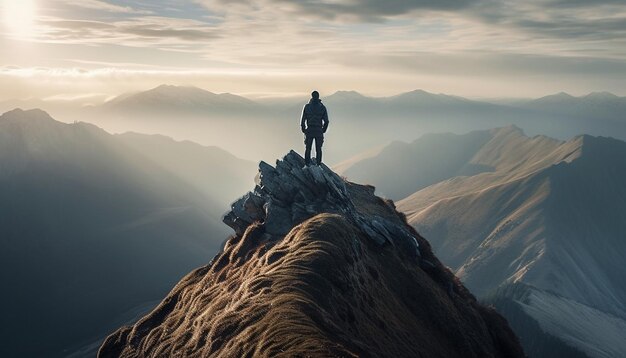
top-left (223, 150), bottom-right (420, 253)
top-left (99, 151), bottom-right (525, 358)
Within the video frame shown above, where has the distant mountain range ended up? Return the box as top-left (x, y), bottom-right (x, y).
top-left (96, 85), bottom-right (626, 124)
top-left (95, 85), bottom-right (626, 163)
top-left (339, 126), bottom-right (626, 357)
top-left (0, 109), bottom-right (253, 357)
top-left (7, 85), bottom-right (623, 164)
top-left (520, 91), bottom-right (626, 122)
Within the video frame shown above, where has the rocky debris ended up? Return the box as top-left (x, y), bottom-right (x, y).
top-left (223, 150), bottom-right (421, 255)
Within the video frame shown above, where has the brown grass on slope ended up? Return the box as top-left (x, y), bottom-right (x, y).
top-left (99, 153), bottom-right (524, 358)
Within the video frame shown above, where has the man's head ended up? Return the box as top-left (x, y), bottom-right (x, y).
top-left (311, 90), bottom-right (319, 99)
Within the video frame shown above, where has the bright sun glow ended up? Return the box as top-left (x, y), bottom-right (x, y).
top-left (2, 0), bottom-right (36, 39)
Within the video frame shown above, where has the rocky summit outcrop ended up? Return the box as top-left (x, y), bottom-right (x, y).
top-left (99, 151), bottom-right (524, 358)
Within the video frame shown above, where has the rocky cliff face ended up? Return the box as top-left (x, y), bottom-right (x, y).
top-left (99, 151), bottom-right (524, 358)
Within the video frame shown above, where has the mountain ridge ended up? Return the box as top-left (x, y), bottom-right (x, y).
top-left (336, 125), bottom-right (545, 200)
top-left (0, 108), bottom-right (252, 357)
top-left (335, 126), bottom-right (626, 356)
top-left (522, 91), bottom-right (626, 122)
top-left (392, 130), bottom-right (626, 357)
top-left (99, 151), bottom-right (524, 358)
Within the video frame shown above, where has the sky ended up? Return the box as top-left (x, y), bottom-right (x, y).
top-left (0, 0), bottom-right (625, 102)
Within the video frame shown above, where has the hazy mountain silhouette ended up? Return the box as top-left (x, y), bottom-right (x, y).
top-left (115, 132), bottom-right (255, 206)
top-left (521, 91), bottom-right (626, 123)
top-left (383, 128), bottom-right (626, 357)
top-left (101, 84), bottom-right (265, 117)
top-left (324, 89), bottom-right (496, 108)
top-left (0, 109), bottom-right (251, 357)
top-left (99, 151), bottom-right (524, 358)
top-left (322, 89), bottom-right (510, 126)
top-left (73, 86), bottom-right (626, 163)
top-left (335, 128), bottom-right (500, 200)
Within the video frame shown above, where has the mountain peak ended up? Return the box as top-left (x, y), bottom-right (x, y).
top-left (524, 90), bottom-right (625, 121)
top-left (583, 91), bottom-right (619, 100)
top-left (393, 89), bottom-right (433, 99)
top-left (99, 151), bottom-right (524, 357)
top-left (1, 108), bottom-right (56, 122)
top-left (533, 91), bottom-right (621, 102)
top-left (405, 89), bottom-right (430, 95)
top-left (146, 84), bottom-right (214, 95)
top-left (575, 133), bottom-right (626, 159)
top-left (154, 83), bottom-right (202, 90)
top-left (537, 92), bottom-right (575, 101)
top-left (554, 91), bottom-right (574, 98)
top-left (491, 124), bottom-right (525, 137)
top-left (154, 84), bottom-right (182, 90)
top-left (389, 89), bottom-right (472, 104)
top-left (103, 84), bottom-right (259, 112)
top-left (328, 90), bottom-right (367, 100)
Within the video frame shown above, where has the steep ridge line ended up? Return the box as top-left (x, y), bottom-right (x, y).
top-left (99, 151), bottom-right (524, 358)
top-left (403, 160), bottom-right (557, 224)
top-left (0, 108), bottom-right (239, 358)
top-left (397, 128), bottom-right (585, 215)
top-left (336, 125), bottom-right (578, 201)
top-left (395, 132), bottom-right (626, 357)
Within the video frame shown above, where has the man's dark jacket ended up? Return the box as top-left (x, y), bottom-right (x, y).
top-left (300, 98), bottom-right (329, 136)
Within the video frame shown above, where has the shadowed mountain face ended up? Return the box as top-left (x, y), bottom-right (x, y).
top-left (381, 128), bottom-right (626, 357)
top-left (0, 109), bottom-right (252, 357)
top-left (115, 132), bottom-right (255, 206)
top-left (99, 151), bottom-right (524, 358)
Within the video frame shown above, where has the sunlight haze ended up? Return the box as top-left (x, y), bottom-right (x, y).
top-left (1, 0), bottom-right (625, 101)
top-left (2, 2), bottom-right (626, 357)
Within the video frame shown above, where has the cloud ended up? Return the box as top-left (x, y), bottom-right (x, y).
top-left (2, 0), bottom-right (626, 99)
top-left (513, 17), bottom-right (626, 41)
top-left (56, 0), bottom-right (152, 14)
top-left (32, 1), bottom-right (626, 59)
top-left (546, 0), bottom-right (626, 8)
top-left (463, 1), bottom-right (626, 58)
top-left (36, 16), bottom-right (220, 47)
top-left (195, 0), bottom-right (626, 54)
top-left (0, 66), bottom-right (294, 79)
top-left (203, 0), bottom-right (479, 21)
top-left (123, 25), bottom-right (219, 41)
top-left (332, 50), bottom-right (626, 78)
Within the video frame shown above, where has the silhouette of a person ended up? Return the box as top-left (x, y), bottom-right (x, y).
top-left (300, 90), bottom-right (329, 166)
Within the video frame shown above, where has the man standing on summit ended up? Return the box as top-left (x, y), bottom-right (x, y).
top-left (301, 90), bottom-right (329, 166)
